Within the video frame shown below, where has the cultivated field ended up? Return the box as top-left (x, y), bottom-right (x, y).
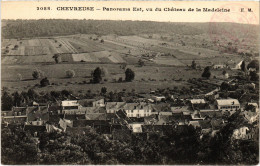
top-left (2, 31), bottom-right (249, 94)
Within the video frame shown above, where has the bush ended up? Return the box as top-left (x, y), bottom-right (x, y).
top-left (118, 77), bottom-right (123, 82)
top-left (32, 69), bottom-right (44, 79)
top-left (40, 77), bottom-right (50, 87)
top-left (66, 70), bottom-right (75, 78)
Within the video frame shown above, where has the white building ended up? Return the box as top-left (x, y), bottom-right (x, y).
top-left (232, 126), bottom-right (249, 139)
top-left (216, 99), bottom-right (240, 111)
top-left (128, 123), bottom-right (143, 133)
top-left (152, 96), bottom-right (166, 102)
top-left (190, 99), bottom-right (206, 105)
top-left (123, 103), bottom-right (152, 118)
top-left (61, 100), bottom-right (80, 110)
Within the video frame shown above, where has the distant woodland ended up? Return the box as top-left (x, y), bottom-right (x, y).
top-left (2, 19), bottom-right (259, 39)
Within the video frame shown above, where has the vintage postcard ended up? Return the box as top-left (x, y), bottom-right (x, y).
top-left (1, 1), bottom-right (259, 165)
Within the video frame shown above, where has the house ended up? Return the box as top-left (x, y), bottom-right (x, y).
top-left (190, 99), bottom-right (208, 111)
top-left (128, 123), bottom-right (143, 133)
top-left (12, 107), bottom-right (27, 116)
top-left (171, 106), bottom-right (189, 114)
top-left (151, 103), bottom-right (171, 114)
top-left (216, 99), bottom-right (240, 111)
top-left (1, 107), bottom-right (28, 125)
top-left (123, 103), bottom-right (153, 118)
top-left (213, 64), bottom-right (226, 69)
top-left (2, 116), bottom-right (27, 125)
top-left (106, 102), bottom-right (126, 113)
top-left (144, 114), bottom-right (158, 125)
top-left (152, 96), bottom-right (166, 102)
top-left (85, 113), bottom-right (106, 121)
top-left (190, 99), bottom-right (206, 105)
top-left (243, 111), bottom-right (258, 124)
top-left (232, 126), bottom-right (250, 140)
top-left (247, 103), bottom-right (259, 112)
top-left (199, 110), bottom-right (222, 119)
top-left (205, 88), bottom-right (220, 97)
top-left (61, 100), bottom-right (80, 110)
top-left (93, 99), bottom-right (105, 107)
top-left (27, 106), bottom-right (49, 122)
top-left (199, 120), bottom-right (212, 134)
top-left (79, 98), bottom-right (105, 107)
top-left (191, 110), bottom-right (204, 120)
top-left (189, 121), bottom-right (200, 129)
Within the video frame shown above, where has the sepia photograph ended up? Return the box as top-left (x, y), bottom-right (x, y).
top-left (1, 1), bottom-right (259, 165)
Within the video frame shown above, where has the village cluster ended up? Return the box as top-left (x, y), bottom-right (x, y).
top-left (2, 85), bottom-right (259, 141)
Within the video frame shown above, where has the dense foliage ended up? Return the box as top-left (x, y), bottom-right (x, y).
top-left (2, 19), bottom-right (259, 39)
top-left (2, 19), bottom-right (204, 38)
top-left (2, 112), bottom-right (258, 165)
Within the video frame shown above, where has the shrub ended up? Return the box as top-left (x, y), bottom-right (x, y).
top-left (32, 69), bottom-right (44, 79)
top-left (118, 77), bottom-right (123, 82)
top-left (40, 77), bottom-right (50, 87)
top-left (66, 70), bottom-right (75, 78)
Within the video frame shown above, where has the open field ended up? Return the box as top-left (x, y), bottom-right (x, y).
top-left (2, 32), bottom-right (246, 67)
top-left (1, 30), bottom-right (250, 94)
top-left (1, 63), bottom-right (206, 94)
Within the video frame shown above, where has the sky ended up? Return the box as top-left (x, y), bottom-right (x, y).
top-left (1, 1), bottom-right (259, 24)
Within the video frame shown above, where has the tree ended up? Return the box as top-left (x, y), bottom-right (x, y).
top-left (52, 54), bottom-right (61, 64)
top-left (249, 71), bottom-right (259, 81)
top-left (61, 90), bottom-right (71, 98)
top-left (27, 88), bottom-right (40, 101)
top-left (247, 60), bottom-right (259, 71)
top-left (191, 60), bottom-right (197, 69)
top-left (1, 90), bottom-right (13, 110)
top-left (93, 67), bottom-right (102, 83)
top-left (222, 70), bottom-right (227, 75)
top-left (101, 87), bottom-right (107, 95)
top-left (13, 91), bottom-right (23, 107)
top-left (100, 39), bottom-right (104, 43)
top-left (32, 69), bottom-right (44, 79)
top-left (1, 128), bottom-right (39, 164)
top-left (66, 70), bottom-right (75, 78)
top-left (40, 77), bottom-right (50, 87)
top-left (138, 59), bottom-right (145, 67)
top-left (220, 82), bottom-right (230, 91)
top-left (125, 68), bottom-right (135, 82)
top-left (241, 61), bottom-right (246, 72)
top-left (202, 66), bottom-right (211, 79)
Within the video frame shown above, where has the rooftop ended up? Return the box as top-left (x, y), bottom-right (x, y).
top-left (190, 99), bottom-right (206, 104)
top-left (61, 100), bottom-right (80, 107)
top-left (216, 99), bottom-right (240, 106)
